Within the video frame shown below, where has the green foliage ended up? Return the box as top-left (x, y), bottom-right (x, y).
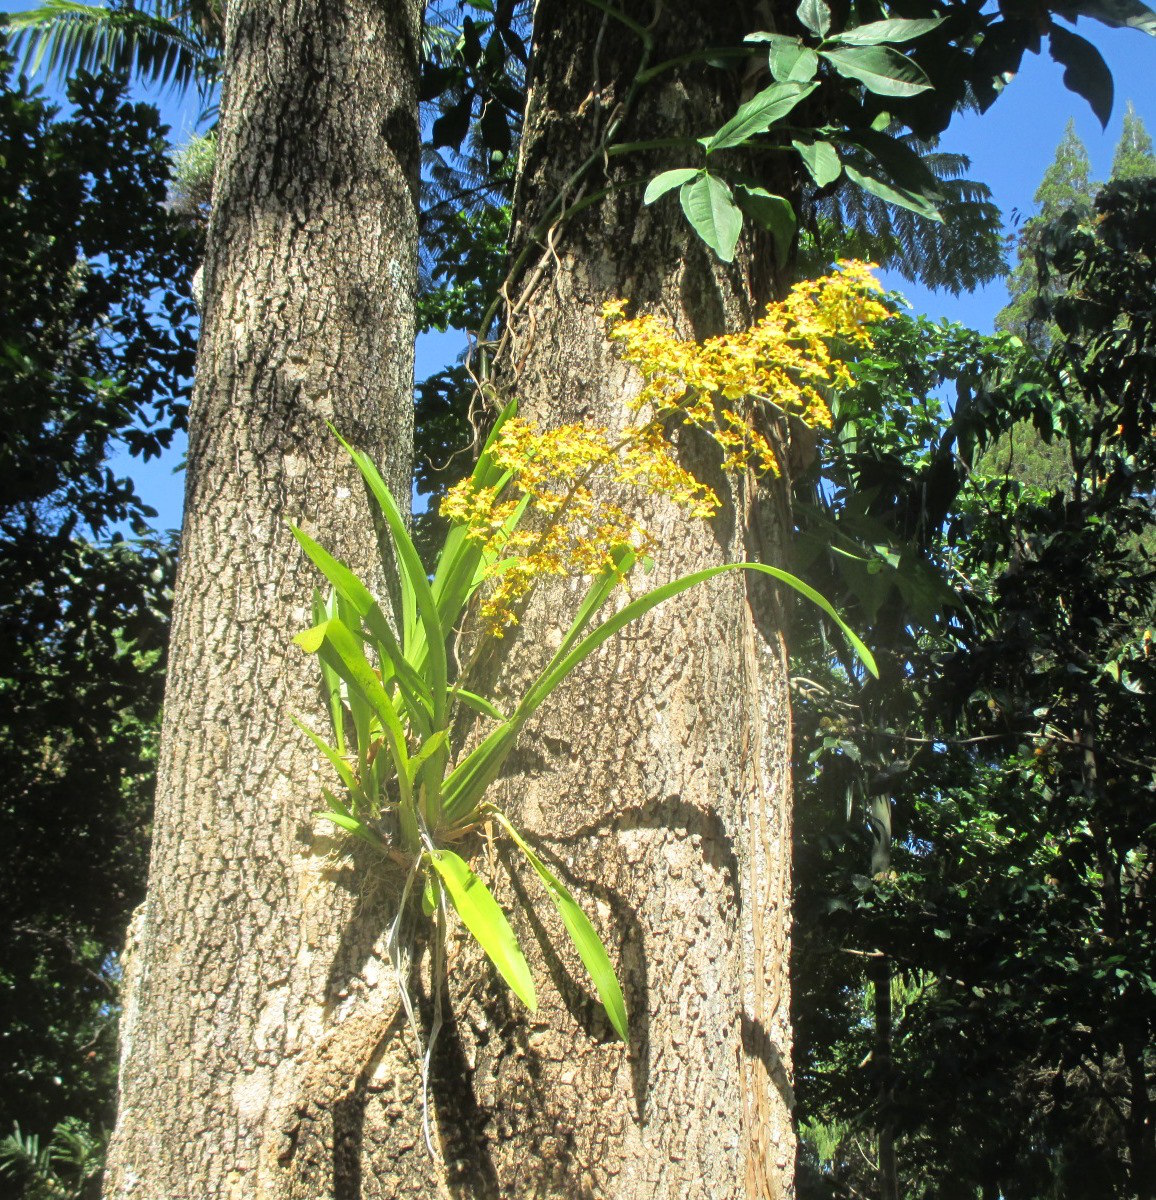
top-left (166, 129), bottom-right (215, 224)
top-left (998, 120), bottom-right (1095, 352)
top-left (1112, 99), bottom-right (1156, 180)
top-left (0, 1119), bottom-right (104, 1199)
top-left (792, 178), bottom-right (1156, 1198)
top-left (294, 411), bottom-right (874, 1067)
top-left (2, 1), bottom-right (222, 105)
top-left (0, 43), bottom-right (195, 1146)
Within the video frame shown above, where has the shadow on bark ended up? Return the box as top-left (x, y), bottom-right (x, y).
top-left (741, 1012), bottom-right (796, 1117)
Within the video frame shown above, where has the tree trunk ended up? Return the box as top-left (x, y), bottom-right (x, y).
top-left (104, 1), bottom-right (421, 1196)
top-left (363, 4), bottom-right (800, 1196)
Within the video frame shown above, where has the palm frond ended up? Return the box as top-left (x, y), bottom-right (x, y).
top-left (3, 1), bottom-right (220, 97)
top-left (816, 138), bottom-right (1007, 294)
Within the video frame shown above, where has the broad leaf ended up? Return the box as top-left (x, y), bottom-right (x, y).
top-left (843, 163), bottom-right (943, 221)
top-left (1048, 24), bottom-right (1114, 127)
top-left (429, 849), bottom-right (537, 1010)
top-left (679, 173), bottom-right (744, 263)
top-left (644, 168), bottom-right (701, 204)
top-left (769, 40), bottom-right (819, 82)
top-left (734, 185), bottom-right (796, 263)
top-left (792, 138), bottom-right (842, 187)
top-left (843, 128), bottom-right (942, 195)
top-left (821, 45), bottom-right (932, 97)
top-left (705, 81), bottom-right (816, 153)
top-left (828, 17), bottom-right (943, 44)
top-left (796, 0), bottom-right (831, 37)
top-left (494, 812), bottom-right (629, 1041)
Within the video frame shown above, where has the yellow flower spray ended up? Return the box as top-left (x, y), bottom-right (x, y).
top-left (442, 260), bottom-right (888, 631)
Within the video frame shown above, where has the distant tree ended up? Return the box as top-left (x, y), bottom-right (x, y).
top-left (1111, 100), bottom-right (1156, 180)
top-left (997, 119), bottom-right (1094, 351)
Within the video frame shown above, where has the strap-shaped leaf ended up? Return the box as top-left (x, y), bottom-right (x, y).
top-left (493, 811), bottom-right (628, 1041)
top-left (431, 400), bottom-right (519, 630)
top-left (333, 431), bottom-right (449, 727)
top-left (450, 687), bottom-right (508, 722)
top-left (524, 562), bottom-right (877, 718)
top-left (539, 545), bottom-right (637, 684)
top-left (294, 617), bottom-right (412, 801)
top-left (294, 717), bottom-right (367, 810)
top-left (317, 792), bottom-right (387, 851)
top-left (429, 849), bottom-right (537, 1011)
top-left (311, 588), bottom-right (346, 755)
top-left (704, 81), bottom-right (816, 153)
top-left (440, 719), bottom-right (524, 823)
top-left (293, 524), bottom-right (434, 732)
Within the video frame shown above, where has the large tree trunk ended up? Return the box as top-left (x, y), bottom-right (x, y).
top-left (104, 1), bottom-right (421, 1196)
top-left (484, 9), bottom-right (797, 1196)
top-left (361, 4), bottom-right (800, 1196)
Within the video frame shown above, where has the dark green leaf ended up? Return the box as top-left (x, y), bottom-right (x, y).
top-left (680, 173), bottom-right (744, 262)
top-left (820, 44), bottom-right (932, 96)
top-left (796, 0), bottom-right (832, 37)
top-left (792, 138), bottom-right (842, 187)
top-left (734, 185), bottom-right (796, 263)
top-left (843, 162), bottom-right (943, 221)
top-left (705, 81), bottom-right (816, 153)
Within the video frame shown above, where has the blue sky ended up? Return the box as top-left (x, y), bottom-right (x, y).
top-left (5, 4), bottom-right (1154, 529)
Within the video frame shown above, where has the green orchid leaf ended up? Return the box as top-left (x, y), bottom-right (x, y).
top-left (429, 849), bottom-right (537, 1011)
top-left (450, 687), bottom-right (508, 722)
top-left (524, 561), bottom-right (877, 720)
top-left (332, 430), bottom-right (449, 726)
top-left (493, 811), bottom-right (628, 1041)
top-left (293, 524), bottom-right (434, 731)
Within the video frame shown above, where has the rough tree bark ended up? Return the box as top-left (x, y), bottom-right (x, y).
top-left (359, 4), bottom-right (802, 1196)
top-left (472, 5), bottom-right (799, 1195)
top-left (104, 1), bottom-right (422, 1196)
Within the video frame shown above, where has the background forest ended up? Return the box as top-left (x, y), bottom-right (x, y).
top-left (0, 1), bottom-right (1153, 1196)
